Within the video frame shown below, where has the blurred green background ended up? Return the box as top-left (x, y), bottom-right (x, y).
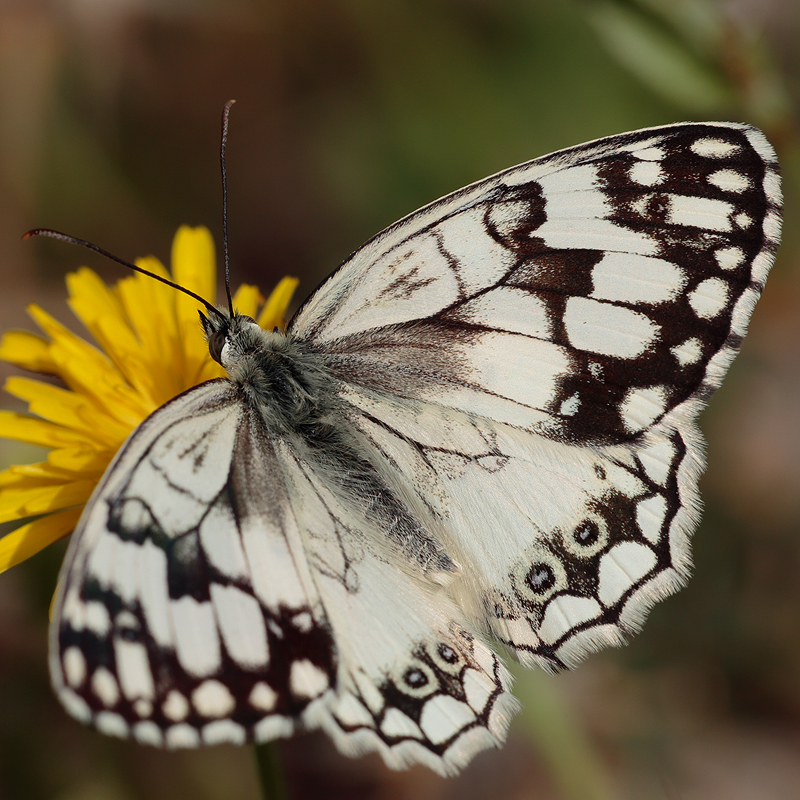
top-left (0, 0), bottom-right (798, 798)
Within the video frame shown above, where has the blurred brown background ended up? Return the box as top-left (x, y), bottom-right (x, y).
top-left (0, 1), bottom-right (799, 799)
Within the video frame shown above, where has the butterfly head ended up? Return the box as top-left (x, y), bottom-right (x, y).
top-left (199, 309), bottom-right (270, 371)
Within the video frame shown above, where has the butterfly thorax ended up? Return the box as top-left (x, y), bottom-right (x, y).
top-left (206, 314), bottom-right (334, 435)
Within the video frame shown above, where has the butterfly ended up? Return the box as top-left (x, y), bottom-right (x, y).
top-left (49, 122), bottom-right (781, 775)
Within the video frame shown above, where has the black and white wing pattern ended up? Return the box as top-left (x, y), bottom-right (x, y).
top-left (51, 378), bottom-right (516, 774)
top-left (290, 122), bottom-right (781, 668)
top-left (50, 121), bottom-right (780, 774)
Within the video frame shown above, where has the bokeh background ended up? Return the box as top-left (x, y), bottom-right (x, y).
top-left (0, 1), bottom-right (798, 798)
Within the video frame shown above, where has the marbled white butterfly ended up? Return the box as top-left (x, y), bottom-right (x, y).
top-left (51, 122), bottom-right (781, 775)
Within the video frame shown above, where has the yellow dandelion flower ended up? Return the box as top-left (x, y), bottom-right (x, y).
top-left (0, 225), bottom-right (298, 575)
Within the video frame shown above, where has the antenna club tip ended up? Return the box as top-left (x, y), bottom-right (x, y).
top-left (22, 229), bottom-right (49, 240)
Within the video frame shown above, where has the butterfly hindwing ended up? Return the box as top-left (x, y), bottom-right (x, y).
top-left (275, 442), bottom-right (516, 773)
top-left (338, 386), bottom-right (695, 669)
top-left (51, 381), bottom-right (337, 747)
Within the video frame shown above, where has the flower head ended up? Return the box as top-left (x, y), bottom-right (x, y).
top-left (0, 225), bottom-right (298, 574)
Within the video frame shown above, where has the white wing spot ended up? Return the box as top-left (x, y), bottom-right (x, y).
top-left (290, 660), bottom-right (329, 699)
top-left (715, 245), bottom-right (744, 270)
top-left (496, 615), bottom-right (539, 649)
top-left (453, 329), bottom-right (570, 410)
top-left (114, 638), bottom-right (155, 701)
top-left (95, 711), bottom-right (129, 739)
top-left (134, 699), bottom-right (153, 718)
top-left (597, 542), bottom-right (658, 606)
top-left (448, 286), bottom-right (552, 339)
top-left (486, 199), bottom-right (531, 235)
top-left (671, 337), bottom-right (703, 366)
top-left (59, 688), bottom-right (92, 723)
top-left (165, 723), bottom-right (200, 748)
top-left (636, 495), bottom-right (668, 544)
top-left (381, 708), bottom-right (424, 739)
top-left (668, 195), bottom-right (732, 231)
top-left (63, 647), bottom-right (87, 688)
top-left (462, 668), bottom-right (496, 714)
top-left (111, 541), bottom-right (144, 606)
top-left (139, 540), bottom-right (172, 648)
top-left (734, 211), bottom-right (753, 229)
top-left (171, 597), bottom-right (222, 678)
top-left (764, 169), bottom-right (781, 201)
top-left (254, 715), bottom-right (294, 742)
top-left (539, 595), bottom-right (602, 645)
top-left (199, 501), bottom-right (249, 581)
top-left (192, 680), bottom-right (236, 718)
top-left (471, 641), bottom-right (498, 677)
top-left (353, 670), bottom-right (385, 714)
top-left (436, 208), bottom-right (515, 294)
top-left (210, 583), bottom-right (269, 670)
top-left (708, 169), bottom-right (750, 193)
top-left (630, 196), bottom-right (649, 217)
top-left (638, 439), bottom-right (676, 486)
top-left (162, 690), bottom-right (190, 722)
top-left (293, 612), bottom-right (314, 633)
top-left (691, 137), bottom-right (740, 158)
top-left (621, 385), bottom-right (668, 433)
top-left (335, 693), bottom-right (375, 727)
top-left (564, 297), bottom-right (659, 359)
top-left (559, 394), bottom-right (580, 416)
top-left (419, 695), bottom-right (475, 745)
top-left (83, 601), bottom-right (111, 636)
top-left (629, 160), bottom-right (664, 186)
top-left (116, 610), bottom-right (138, 629)
top-left (133, 721), bottom-right (163, 746)
top-left (91, 667), bottom-right (120, 707)
top-left (202, 720), bottom-right (247, 746)
top-left (590, 252), bottom-right (686, 305)
top-left (689, 277), bottom-right (729, 319)
top-left (249, 682), bottom-right (278, 712)
top-left (635, 146), bottom-right (665, 161)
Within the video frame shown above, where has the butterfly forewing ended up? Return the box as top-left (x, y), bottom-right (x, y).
top-left (51, 383), bottom-right (338, 747)
top-left (50, 122), bottom-right (780, 774)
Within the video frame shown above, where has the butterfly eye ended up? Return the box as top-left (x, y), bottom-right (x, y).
top-left (208, 330), bottom-right (227, 364)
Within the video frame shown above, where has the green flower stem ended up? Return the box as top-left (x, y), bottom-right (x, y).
top-left (514, 668), bottom-right (617, 800)
top-left (253, 741), bottom-right (289, 800)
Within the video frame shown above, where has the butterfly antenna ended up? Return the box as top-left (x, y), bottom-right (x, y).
top-left (220, 99), bottom-right (235, 317)
top-left (22, 228), bottom-right (225, 321)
